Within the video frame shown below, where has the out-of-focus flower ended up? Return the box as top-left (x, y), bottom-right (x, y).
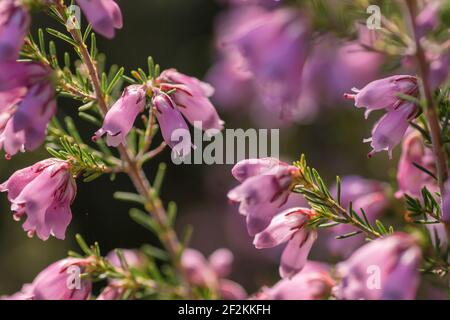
top-left (335, 233), bottom-right (421, 300)
top-left (429, 45), bottom-right (450, 89)
top-left (323, 176), bottom-right (388, 258)
top-left (443, 181), bottom-right (450, 222)
top-left (0, 0), bottom-right (30, 61)
top-left (97, 285), bottom-right (124, 300)
top-left (152, 91), bottom-right (192, 156)
top-left (106, 249), bottom-right (144, 270)
top-left (1, 82), bottom-right (56, 157)
top-left (415, 0), bottom-right (442, 39)
top-left (225, 8), bottom-right (310, 117)
top-left (228, 158), bottom-right (300, 236)
top-left (93, 85), bottom-right (146, 147)
top-left (254, 207), bottom-right (317, 278)
top-left (181, 248), bottom-right (247, 300)
top-left (76, 0), bottom-right (122, 39)
top-left (396, 131), bottom-right (436, 197)
top-left (0, 62), bottom-right (55, 157)
top-left (158, 69), bottom-right (224, 131)
top-left (0, 158), bottom-right (76, 240)
top-left (258, 262), bottom-right (334, 300)
top-left (4, 258), bottom-right (92, 300)
top-left (345, 75), bottom-right (419, 157)
top-left (0, 61), bottom-right (49, 92)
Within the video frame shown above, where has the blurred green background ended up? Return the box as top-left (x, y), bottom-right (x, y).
top-left (0, 0), bottom-right (395, 295)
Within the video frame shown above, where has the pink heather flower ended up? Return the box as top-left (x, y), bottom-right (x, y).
top-left (0, 158), bottom-right (77, 240)
top-left (106, 249), bottom-right (144, 269)
top-left (158, 69), bottom-right (224, 131)
top-left (181, 248), bottom-right (247, 300)
top-left (76, 0), bottom-right (122, 39)
top-left (396, 131), bottom-right (436, 198)
top-left (429, 46), bottom-right (450, 89)
top-left (0, 82), bottom-right (56, 157)
top-left (4, 258), bottom-right (92, 300)
top-left (335, 233), bottom-right (421, 300)
top-left (260, 262), bottom-right (334, 300)
top-left (31, 258), bottom-right (92, 300)
top-left (415, 0), bottom-right (442, 39)
top-left (345, 75), bottom-right (419, 157)
top-left (345, 75), bottom-right (418, 115)
top-left (94, 85), bottom-right (146, 147)
top-left (0, 0), bottom-right (30, 61)
top-left (0, 61), bottom-right (49, 92)
top-left (324, 176), bottom-right (388, 258)
top-left (228, 158), bottom-right (299, 236)
top-left (254, 207), bottom-right (317, 279)
top-left (97, 285), bottom-right (124, 300)
top-left (227, 8), bottom-right (310, 117)
top-left (152, 92), bottom-right (192, 156)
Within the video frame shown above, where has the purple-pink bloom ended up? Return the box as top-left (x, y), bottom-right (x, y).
top-left (259, 262), bottom-right (334, 300)
top-left (346, 75), bottom-right (419, 157)
top-left (181, 248), bottom-right (247, 300)
top-left (335, 233), bottom-right (421, 300)
top-left (0, 158), bottom-right (77, 240)
top-left (415, 0), bottom-right (442, 39)
top-left (152, 92), bottom-right (192, 156)
top-left (106, 249), bottom-right (144, 269)
top-left (228, 158), bottom-right (300, 236)
top-left (97, 285), bottom-right (124, 300)
top-left (253, 207), bottom-right (317, 279)
top-left (324, 176), bottom-right (388, 258)
top-left (396, 131), bottom-right (436, 198)
top-left (0, 61), bottom-right (49, 92)
top-left (1, 82), bottom-right (56, 157)
top-left (226, 8), bottom-right (310, 117)
top-left (158, 69), bottom-right (224, 131)
top-left (345, 75), bottom-right (418, 115)
top-left (76, 0), bottom-right (122, 39)
top-left (0, 0), bottom-right (30, 61)
top-left (94, 85), bottom-right (146, 147)
top-left (31, 258), bottom-right (92, 300)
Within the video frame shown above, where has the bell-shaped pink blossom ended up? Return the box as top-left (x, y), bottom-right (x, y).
top-left (0, 82), bottom-right (56, 157)
top-left (323, 176), bottom-right (388, 258)
top-left (158, 69), bottom-right (224, 131)
top-left (345, 75), bottom-right (418, 115)
top-left (1, 284), bottom-right (34, 300)
top-left (76, 0), bottom-right (122, 39)
top-left (94, 85), bottom-right (146, 147)
top-left (152, 92), bottom-right (192, 156)
top-left (254, 207), bottom-right (317, 278)
top-left (228, 158), bottom-right (299, 236)
top-left (335, 233), bottom-right (421, 300)
top-left (0, 158), bottom-right (77, 240)
top-left (181, 247), bottom-right (247, 300)
top-left (365, 102), bottom-right (418, 157)
top-left (31, 258), bottom-right (92, 300)
top-left (345, 75), bottom-right (420, 157)
top-left (396, 131), bottom-right (436, 197)
top-left (0, 0), bottom-right (30, 61)
top-left (259, 261), bottom-right (334, 300)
